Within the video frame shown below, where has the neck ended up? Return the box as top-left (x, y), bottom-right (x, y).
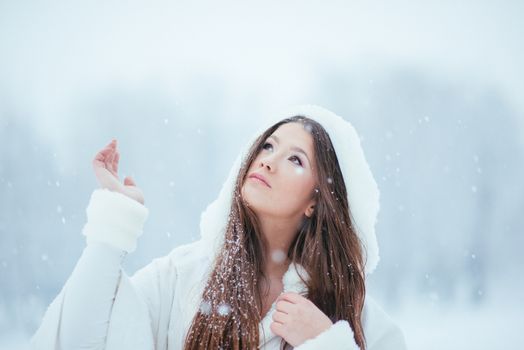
top-left (256, 213), bottom-right (301, 277)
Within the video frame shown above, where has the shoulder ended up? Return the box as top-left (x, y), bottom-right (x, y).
top-left (148, 239), bottom-right (214, 284)
top-left (131, 239), bottom-right (211, 285)
top-left (165, 239), bottom-right (212, 268)
top-left (362, 295), bottom-right (407, 350)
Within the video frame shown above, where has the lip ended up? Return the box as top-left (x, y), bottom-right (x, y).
top-left (248, 173), bottom-right (271, 188)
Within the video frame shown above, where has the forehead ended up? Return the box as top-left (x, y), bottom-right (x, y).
top-left (270, 122), bottom-right (314, 149)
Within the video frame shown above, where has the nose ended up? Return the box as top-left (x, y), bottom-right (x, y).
top-left (259, 154), bottom-right (275, 171)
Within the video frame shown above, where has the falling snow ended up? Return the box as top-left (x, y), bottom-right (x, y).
top-left (304, 123), bottom-right (313, 133)
top-left (270, 249), bottom-right (287, 264)
top-left (199, 300), bottom-right (212, 315)
top-left (0, 4), bottom-right (522, 350)
top-left (217, 303), bottom-right (231, 316)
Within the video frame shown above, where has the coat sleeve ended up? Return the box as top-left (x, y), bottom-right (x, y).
top-left (294, 320), bottom-right (360, 350)
top-left (294, 296), bottom-right (407, 350)
top-left (29, 189), bottom-right (173, 350)
top-left (361, 296), bottom-right (407, 350)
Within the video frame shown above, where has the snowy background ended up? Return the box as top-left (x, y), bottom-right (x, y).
top-left (1, 0), bottom-right (524, 349)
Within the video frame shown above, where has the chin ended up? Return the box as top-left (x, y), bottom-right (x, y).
top-left (240, 191), bottom-right (266, 214)
top-left (241, 185), bottom-right (289, 217)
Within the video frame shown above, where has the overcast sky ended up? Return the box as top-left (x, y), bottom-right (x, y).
top-left (1, 0), bottom-right (523, 133)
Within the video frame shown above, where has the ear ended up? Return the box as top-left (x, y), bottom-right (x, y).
top-left (304, 202), bottom-right (316, 218)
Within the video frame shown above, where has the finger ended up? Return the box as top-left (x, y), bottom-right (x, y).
top-left (100, 140), bottom-right (116, 157)
top-left (113, 152), bottom-right (120, 174)
top-left (106, 149), bottom-right (116, 172)
top-left (275, 300), bottom-right (294, 314)
top-left (269, 321), bottom-right (285, 337)
top-left (124, 176), bottom-right (136, 186)
top-left (94, 146), bottom-right (112, 162)
top-left (93, 141), bottom-right (117, 169)
top-left (277, 292), bottom-right (304, 304)
top-left (272, 310), bottom-right (290, 324)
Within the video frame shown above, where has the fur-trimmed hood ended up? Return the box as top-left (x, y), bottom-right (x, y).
top-left (199, 104), bottom-right (381, 275)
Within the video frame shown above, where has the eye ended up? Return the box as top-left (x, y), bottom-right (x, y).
top-left (262, 142), bottom-right (273, 151)
top-left (289, 155), bottom-right (303, 166)
top-left (262, 142), bottom-right (302, 166)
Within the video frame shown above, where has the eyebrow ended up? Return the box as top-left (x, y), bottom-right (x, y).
top-left (268, 134), bottom-right (312, 165)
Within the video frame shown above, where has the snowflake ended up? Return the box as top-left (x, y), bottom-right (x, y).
top-left (217, 303), bottom-right (231, 316)
top-left (270, 249), bottom-right (287, 264)
top-left (199, 300), bottom-right (212, 315)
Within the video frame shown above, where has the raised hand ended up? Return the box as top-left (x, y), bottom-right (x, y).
top-left (92, 139), bottom-right (145, 205)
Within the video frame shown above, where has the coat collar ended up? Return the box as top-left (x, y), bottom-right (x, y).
top-left (258, 263), bottom-right (309, 347)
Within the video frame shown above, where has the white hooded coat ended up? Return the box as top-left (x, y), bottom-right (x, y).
top-left (31, 105), bottom-right (407, 349)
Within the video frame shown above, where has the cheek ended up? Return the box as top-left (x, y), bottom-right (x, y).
top-left (289, 166), bottom-right (313, 185)
top-left (278, 169), bottom-right (315, 201)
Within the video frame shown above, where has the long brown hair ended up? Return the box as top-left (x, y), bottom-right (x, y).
top-left (184, 116), bottom-right (367, 349)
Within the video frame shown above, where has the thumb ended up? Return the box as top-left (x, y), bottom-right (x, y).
top-left (124, 176), bottom-right (136, 186)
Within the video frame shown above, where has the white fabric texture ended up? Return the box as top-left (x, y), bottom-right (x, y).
top-left (82, 188), bottom-right (149, 252)
top-left (31, 105), bottom-right (406, 349)
top-left (295, 320), bottom-right (357, 350)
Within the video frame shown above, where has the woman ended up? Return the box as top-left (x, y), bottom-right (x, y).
top-left (31, 105), bottom-right (406, 349)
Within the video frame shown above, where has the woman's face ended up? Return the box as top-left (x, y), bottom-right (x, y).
top-left (241, 122), bottom-right (318, 219)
